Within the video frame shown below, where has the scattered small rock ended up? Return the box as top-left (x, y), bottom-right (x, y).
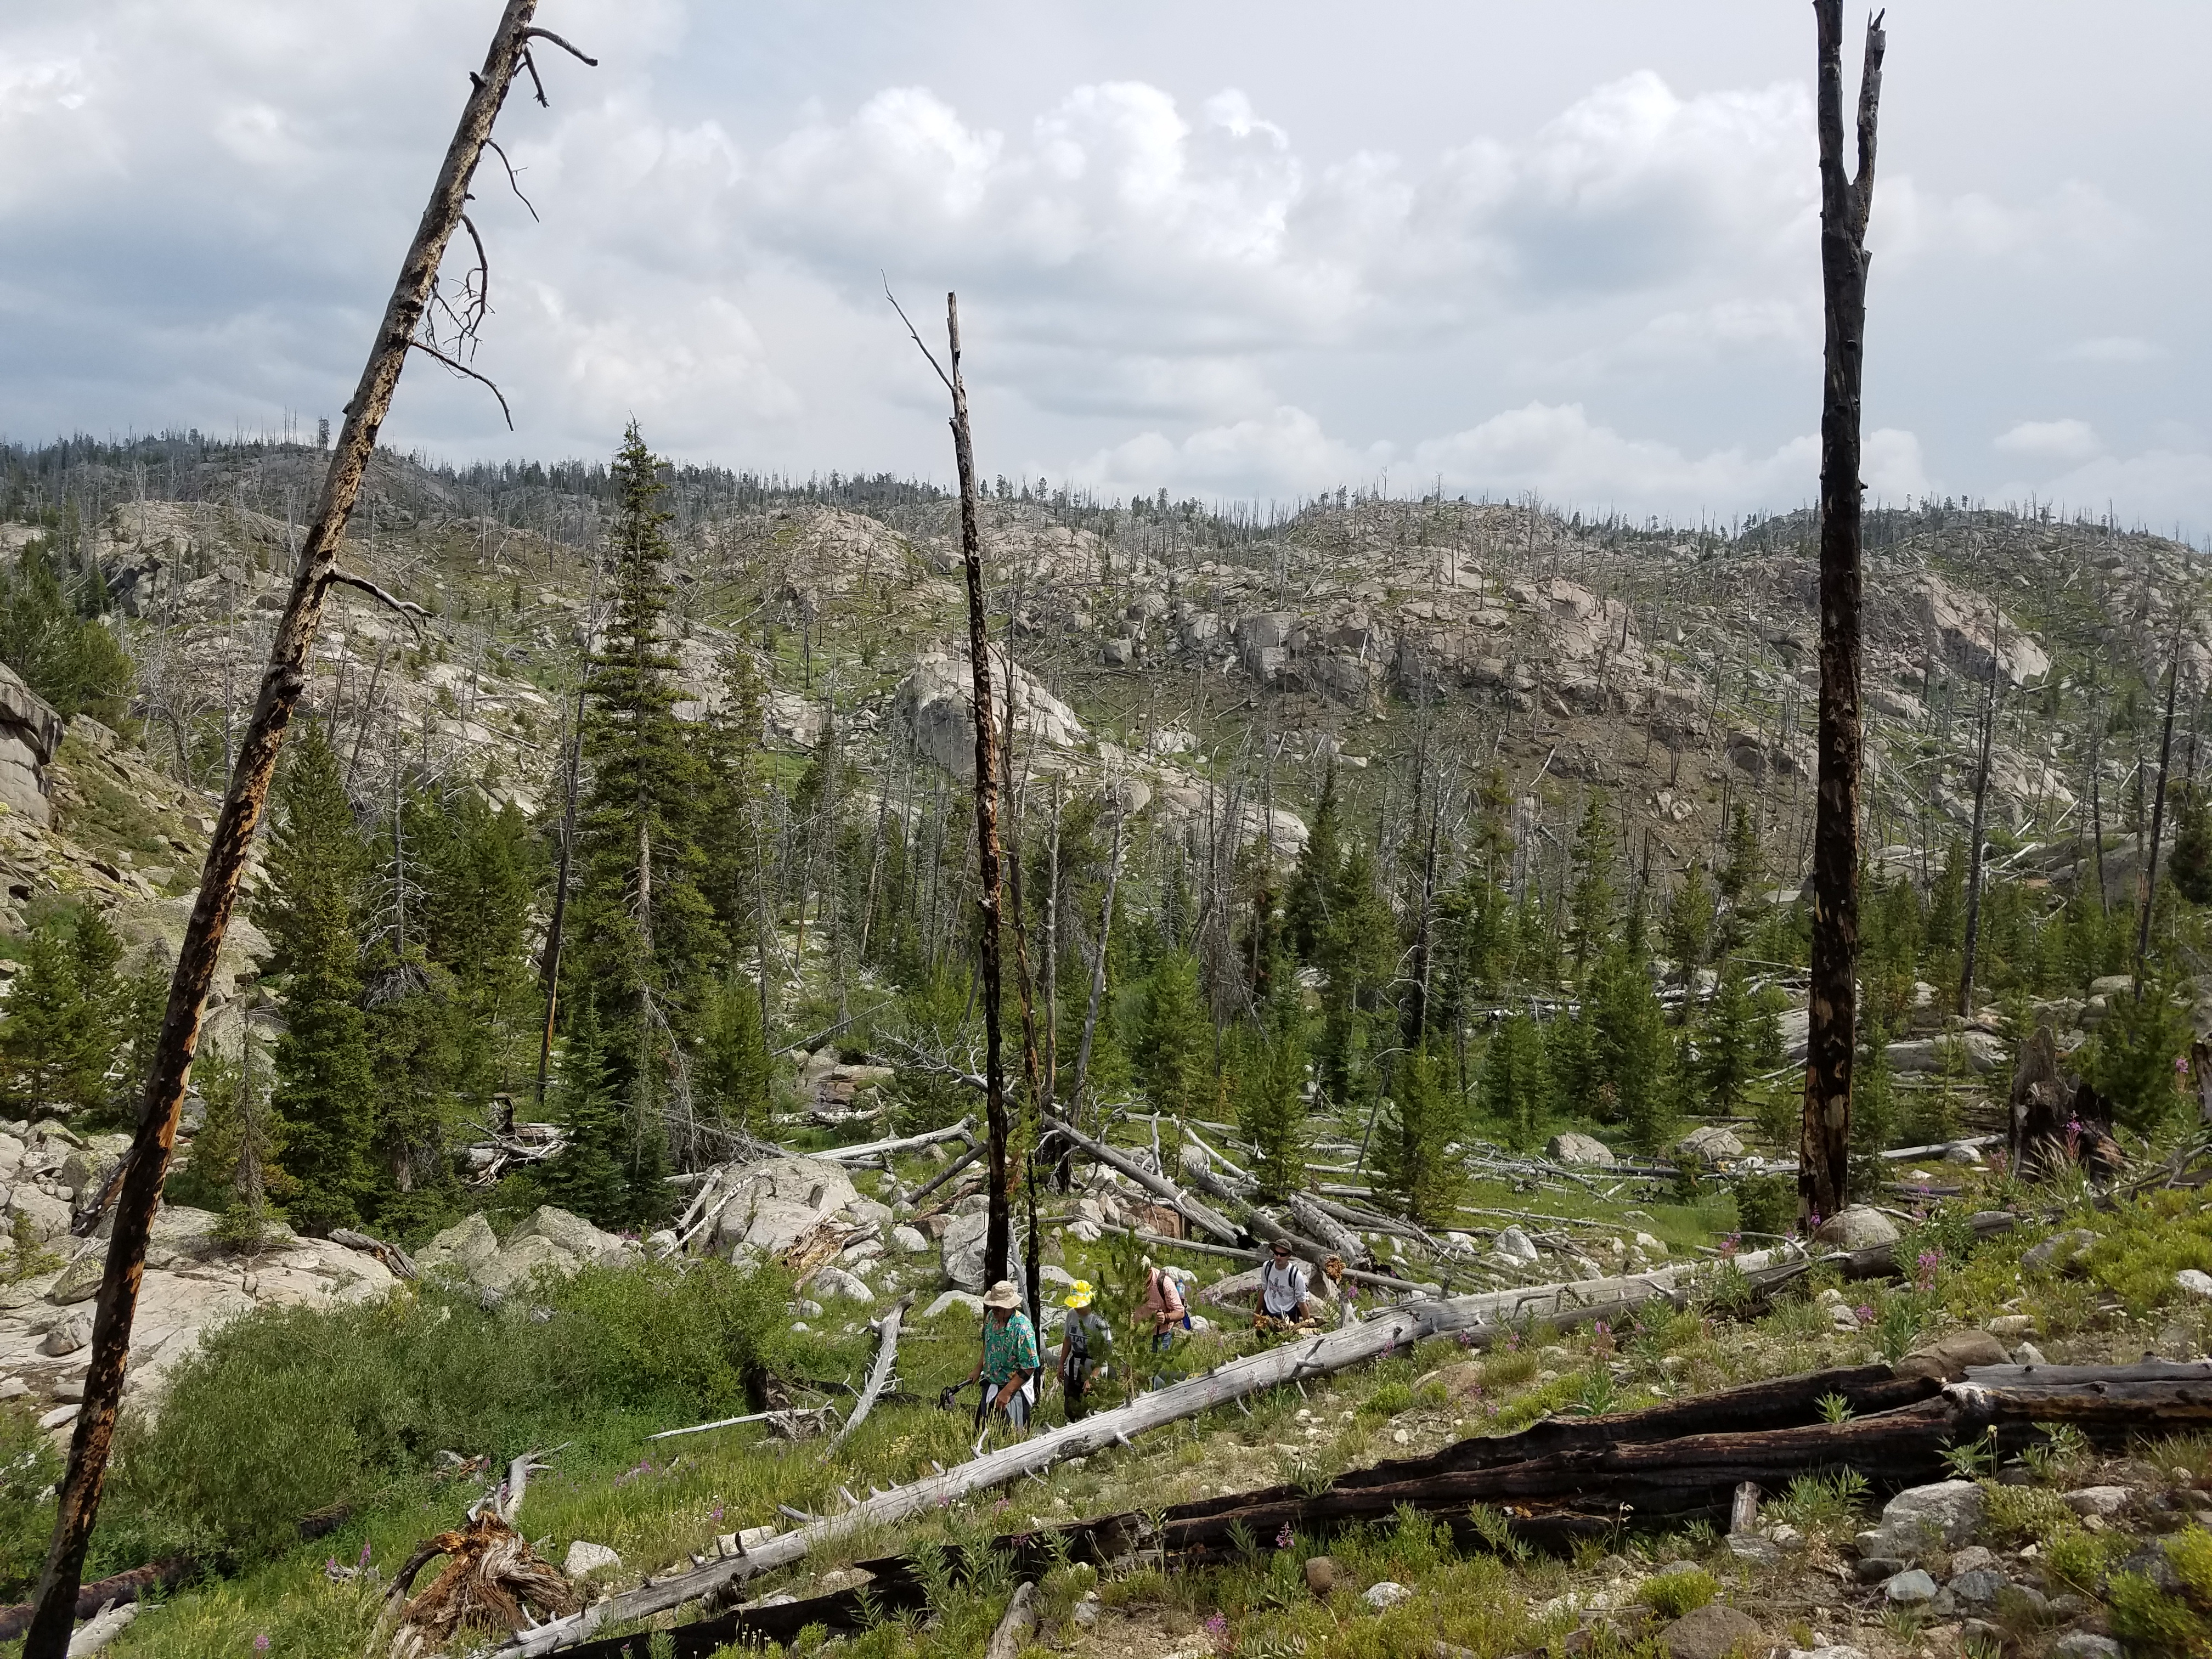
top-left (2175, 1268), bottom-right (2212, 1300)
top-left (1547, 1132), bottom-right (1616, 1167)
top-left (890, 1224), bottom-right (930, 1254)
top-left (1657, 1602), bottom-right (1763, 1659)
top-left (2050, 1636), bottom-right (2121, 1659)
top-left (1304, 1555), bottom-right (1337, 1596)
top-left (1948, 1546), bottom-right (1999, 1577)
top-left (1987, 1314), bottom-right (2035, 1340)
top-left (1884, 1569), bottom-right (1938, 1605)
top-left (1362, 1581), bottom-right (1410, 1611)
top-left (1948, 1568), bottom-right (2009, 1607)
top-left (1894, 1330), bottom-right (2010, 1381)
top-left (1726, 1533), bottom-right (1782, 1566)
top-left (564, 1540), bottom-right (621, 1576)
top-left (1071, 1593), bottom-right (1101, 1628)
top-left (2017, 1340), bottom-right (2049, 1366)
top-left (2062, 1486), bottom-right (2132, 1519)
top-left (2022, 1229), bottom-right (2098, 1276)
top-left (922, 1290), bottom-right (984, 1320)
top-left (38, 1313), bottom-right (91, 1357)
top-left (1788, 1649), bottom-right (1870, 1659)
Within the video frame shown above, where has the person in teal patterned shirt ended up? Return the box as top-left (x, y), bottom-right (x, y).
top-left (964, 1280), bottom-right (1038, 1435)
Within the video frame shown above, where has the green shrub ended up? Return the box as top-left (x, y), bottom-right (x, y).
top-left (0, 1404), bottom-right (63, 1600)
top-left (104, 1255), bottom-right (796, 1568)
top-left (2044, 1527), bottom-right (2121, 1595)
top-left (1639, 1566), bottom-right (1719, 1618)
top-left (2110, 1533), bottom-right (2212, 1657)
top-left (1979, 1480), bottom-right (2077, 1546)
top-left (1360, 1381), bottom-right (1415, 1419)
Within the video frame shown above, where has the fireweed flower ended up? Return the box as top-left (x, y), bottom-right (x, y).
top-left (1276, 1522), bottom-right (1295, 1549)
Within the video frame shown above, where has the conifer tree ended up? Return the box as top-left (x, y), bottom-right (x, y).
top-left (697, 974), bottom-right (773, 1135)
top-left (1283, 765), bottom-right (1342, 962)
top-left (541, 1005), bottom-right (629, 1227)
top-left (1699, 960), bottom-right (1772, 1115)
top-left (1140, 951), bottom-right (1211, 1119)
top-left (1233, 1006), bottom-right (1307, 1200)
top-left (568, 423), bottom-right (715, 1212)
top-left (1481, 1013), bottom-right (1550, 1150)
top-left (0, 911), bottom-right (125, 1118)
top-left (1567, 798), bottom-right (1616, 973)
top-left (263, 723), bottom-right (376, 1233)
top-left (1664, 862), bottom-right (1713, 992)
top-left (0, 537), bottom-right (134, 728)
top-left (1376, 1042), bottom-right (1463, 1226)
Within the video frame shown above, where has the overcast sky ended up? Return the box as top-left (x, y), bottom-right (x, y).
top-left (4, 2), bottom-right (2209, 533)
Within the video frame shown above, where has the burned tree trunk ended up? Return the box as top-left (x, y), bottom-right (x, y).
top-left (2135, 631), bottom-right (2182, 994)
top-left (944, 295), bottom-right (1012, 1289)
top-left (24, 5), bottom-right (590, 1651)
top-left (1957, 604), bottom-right (2000, 1015)
top-left (1801, 0), bottom-right (1885, 1231)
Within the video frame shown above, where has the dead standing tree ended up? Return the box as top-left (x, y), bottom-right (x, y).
top-left (1801, 0), bottom-right (1884, 1231)
top-left (891, 289), bottom-right (1013, 1288)
top-left (21, 6), bottom-right (595, 1653)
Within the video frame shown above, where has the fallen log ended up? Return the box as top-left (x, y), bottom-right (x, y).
top-left (900, 1137), bottom-right (988, 1207)
top-left (488, 1242), bottom-right (1815, 1656)
top-left (1045, 1121), bottom-right (1241, 1244)
top-left (829, 1294), bottom-right (912, 1451)
top-left (645, 1412), bottom-right (778, 1444)
top-left (985, 1581), bottom-right (1036, 1659)
top-left (1096, 1224), bottom-right (1438, 1295)
top-left (1286, 1192), bottom-right (1375, 1270)
top-left (331, 1228), bottom-right (419, 1281)
top-left (812, 1118), bottom-right (973, 1165)
top-left (0, 1559), bottom-right (194, 1641)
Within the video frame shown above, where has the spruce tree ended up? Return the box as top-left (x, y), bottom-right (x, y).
top-left (1140, 951), bottom-right (1210, 1119)
top-left (1699, 960), bottom-right (1771, 1116)
top-left (568, 423), bottom-right (715, 1214)
top-left (698, 974), bottom-right (773, 1135)
top-left (263, 723), bottom-right (377, 1233)
top-left (1233, 998), bottom-right (1307, 1199)
top-left (0, 909), bottom-right (127, 1119)
top-left (1377, 1042), bottom-right (1464, 1226)
top-left (541, 1006), bottom-right (629, 1227)
top-left (1283, 766), bottom-right (1342, 962)
top-left (1567, 798), bottom-right (1616, 973)
top-left (1481, 1013), bottom-right (1550, 1150)
top-left (1664, 862), bottom-right (1713, 992)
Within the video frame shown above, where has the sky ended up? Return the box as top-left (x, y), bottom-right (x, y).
top-left (3, 1), bottom-right (2210, 533)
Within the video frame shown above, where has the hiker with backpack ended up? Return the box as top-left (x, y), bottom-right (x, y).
top-left (1056, 1279), bottom-right (1113, 1420)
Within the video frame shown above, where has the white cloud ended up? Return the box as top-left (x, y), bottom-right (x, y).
top-left (1994, 419), bottom-right (2103, 465)
top-left (2054, 335), bottom-right (2162, 364)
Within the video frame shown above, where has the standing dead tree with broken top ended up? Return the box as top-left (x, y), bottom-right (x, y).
top-left (890, 287), bottom-right (1014, 1290)
top-left (21, 5), bottom-right (595, 1653)
top-left (1801, 0), bottom-right (1884, 1232)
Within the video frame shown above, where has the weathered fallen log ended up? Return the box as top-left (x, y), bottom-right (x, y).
top-left (331, 1228), bottom-right (419, 1280)
top-left (1045, 1121), bottom-right (1241, 1244)
top-left (900, 1137), bottom-right (988, 1207)
top-left (985, 1581), bottom-right (1036, 1659)
top-left (1286, 1191), bottom-right (1375, 1269)
top-left (490, 1242), bottom-right (1816, 1655)
top-left (812, 1118), bottom-right (973, 1165)
top-left (1096, 1224), bottom-right (1439, 1295)
top-left (0, 1559), bottom-right (194, 1641)
top-left (829, 1294), bottom-right (912, 1451)
top-left (645, 1412), bottom-right (779, 1444)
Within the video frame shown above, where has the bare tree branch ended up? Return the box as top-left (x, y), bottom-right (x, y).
top-left (483, 138), bottom-right (540, 222)
top-left (883, 276), bottom-right (954, 395)
top-left (407, 337), bottom-right (514, 428)
top-left (324, 571), bottom-right (431, 633)
top-left (522, 27), bottom-right (598, 66)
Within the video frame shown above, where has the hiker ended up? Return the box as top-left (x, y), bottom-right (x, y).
top-left (1133, 1256), bottom-right (1189, 1386)
top-left (963, 1279), bottom-right (1038, 1436)
top-left (1252, 1239), bottom-right (1312, 1334)
top-left (1057, 1278), bottom-right (1113, 1421)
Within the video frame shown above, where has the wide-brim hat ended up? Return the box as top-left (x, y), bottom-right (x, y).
top-left (982, 1280), bottom-right (1021, 1310)
top-left (1064, 1279), bottom-right (1094, 1309)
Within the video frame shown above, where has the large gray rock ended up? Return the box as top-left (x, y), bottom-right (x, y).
top-left (710, 1156), bottom-right (862, 1257)
top-left (1492, 1226), bottom-right (1541, 1265)
top-left (940, 1210), bottom-right (1023, 1292)
top-left (1675, 1126), bottom-right (1743, 1164)
top-left (0, 663), bottom-right (61, 827)
top-left (1813, 1205), bottom-right (1899, 1251)
top-left (1856, 1480), bottom-right (1983, 1562)
top-left (416, 1214), bottom-right (501, 1281)
top-left (564, 1540), bottom-right (621, 1577)
top-left (1547, 1132), bottom-right (1615, 1167)
top-left (508, 1205), bottom-right (629, 1267)
top-left (807, 1266), bottom-right (873, 1303)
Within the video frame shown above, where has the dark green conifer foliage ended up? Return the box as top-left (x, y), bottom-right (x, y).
top-left (1664, 862), bottom-right (1713, 991)
top-left (2081, 974), bottom-right (2191, 1132)
top-left (1141, 951), bottom-right (1211, 1119)
top-left (1481, 1013), bottom-right (1550, 1150)
top-left (698, 975), bottom-right (774, 1136)
top-left (0, 537), bottom-right (134, 728)
top-left (1376, 1042), bottom-right (1463, 1226)
top-left (1283, 765), bottom-right (1342, 962)
top-left (541, 1006), bottom-right (629, 1228)
top-left (2171, 785), bottom-right (2212, 906)
top-left (1567, 798), bottom-right (1616, 973)
top-left (568, 423), bottom-right (714, 1214)
top-left (0, 909), bottom-right (126, 1116)
top-left (1699, 960), bottom-right (1774, 1115)
top-left (264, 723), bottom-right (377, 1233)
top-left (1232, 1003), bottom-right (1307, 1200)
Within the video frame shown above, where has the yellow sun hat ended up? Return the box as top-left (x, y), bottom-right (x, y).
top-left (1063, 1280), bottom-right (1094, 1309)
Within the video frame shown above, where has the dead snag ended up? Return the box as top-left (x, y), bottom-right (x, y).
top-left (22, 6), bottom-right (591, 1654)
top-left (373, 1513), bottom-right (577, 1659)
top-left (985, 1582), bottom-right (1037, 1659)
top-left (889, 286), bottom-right (1012, 1290)
top-left (1801, 0), bottom-right (1886, 1231)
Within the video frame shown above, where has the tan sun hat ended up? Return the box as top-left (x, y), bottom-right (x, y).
top-left (981, 1280), bottom-right (1021, 1310)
